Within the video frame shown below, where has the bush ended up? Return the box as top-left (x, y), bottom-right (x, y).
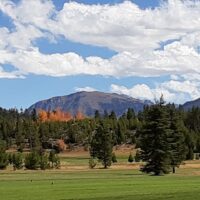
top-left (40, 154), bottom-right (49, 170)
top-left (54, 155), bottom-right (60, 169)
top-left (0, 151), bottom-right (9, 169)
top-left (135, 150), bottom-right (141, 162)
top-left (25, 151), bottom-right (40, 170)
top-left (112, 152), bottom-right (117, 163)
top-left (0, 140), bottom-right (6, 152)
top-left (128, 153), bottom-right (134, 163)
top-left (89, 158), bottom-right (97, 169)
top-left (12, 153), bottom-right (23, 170)
top-left (25, 151), bottom-right (51, 170)
top-left (48, 150), bottom-right (60, 169)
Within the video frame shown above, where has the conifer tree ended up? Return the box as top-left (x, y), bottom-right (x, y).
top-left (90, 120), bottom-right (113, 168)
top-left (127, 108), bottom-right (136, 120)
top-left (25, 151), bottom-right (40, 170)
top-left (12, 153), bottom-right (23, 170)
top-left (94, 110), bottom-right (101, 120)
top-left (138, 100), bottom-right (172, 175)
top-left (0, 150), bottom-right (8, 169)
top-left (168, 105), bottom-right (187, 173)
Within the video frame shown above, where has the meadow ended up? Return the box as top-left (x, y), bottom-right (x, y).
top-left (1, 152), bottom-right (200, 200)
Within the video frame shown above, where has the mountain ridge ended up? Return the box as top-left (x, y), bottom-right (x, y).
top-left (182, 98), bottom-right (200, 110)
top-left (28, 91), bottom-right (153, 116)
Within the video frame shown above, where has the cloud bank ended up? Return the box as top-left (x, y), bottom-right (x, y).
top-left (0, 0), bottom-right (200, 103)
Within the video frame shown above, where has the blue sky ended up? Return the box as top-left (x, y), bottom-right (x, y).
top-left (0, 0), bottom-right (200, 109)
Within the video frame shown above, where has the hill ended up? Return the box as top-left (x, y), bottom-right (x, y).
top-left (182, 98), bottom-right (200, 110)
top-left (27, 91), bottom-right (152, 116)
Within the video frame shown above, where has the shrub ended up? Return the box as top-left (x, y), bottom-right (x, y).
top-left (0, 151), bottom-right (9, 169)
top-left (89, 158), bottom-right (97, 169)
top-left (25, 151), bottom-right (40, 170)
top-left (53, 154), bottom-right (60, 169)
top-left (112, 152), bottom-right (117, 163)
top-left (135, 150), bottom-right (141, 162)
top-left (128, 153), bottom-right (134, 163)
top-left (40, 154), bottom-right (49, 170)
top-left (48, 150), bottom-right (60, 169)
top-left (12, 153), bottom-right (23, 170)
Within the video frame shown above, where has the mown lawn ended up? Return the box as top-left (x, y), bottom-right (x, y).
top-left (0, 168), bottom-right (200, 200)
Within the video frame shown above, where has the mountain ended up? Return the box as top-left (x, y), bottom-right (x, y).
top-left (182, 98), bottom-right (200, 110)
top-left (27, 91), bottom-right (153, 117)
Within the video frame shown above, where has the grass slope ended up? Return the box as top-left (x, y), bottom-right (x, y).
top-left (0, 169), bottom-right (200, 200)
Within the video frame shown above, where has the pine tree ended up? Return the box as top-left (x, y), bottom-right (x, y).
top-left (138, 102), bottom-right (172, 175)
top-left (0, 150), bottom-right (8, 169)
top-left (25, 151), bottom-right (40, 170)
top-left (94, 110), bottom-right (101, 120)
top-left (15, 119), bottom-right (25, 151)
top-left (31, 109), bottom-right (38, 122)
top-left (116, 119), bottom-right (126, 144)
top-left (0, 140), bottom-right (8, 169)
top-left (168, 105), bottom-right (187, 173)
top-left (109, 111), bottom-right (117, 120)
top-left (90, 120), bottom-right (113, 168)
top-left (12, 153), bottom-right (23, 170)
top-left (127, 108), bottom-right (135, 120)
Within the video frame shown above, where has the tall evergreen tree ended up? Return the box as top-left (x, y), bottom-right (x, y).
top-left (138, 102), bottom-right (172, 175)
top-left (109, 111), bottom-right (117, 120)
top-left (94, 110), bottom-right (101, 120)
top-left (127, 108), bottom-right (135, 120)
top-left (168, 105), bottom-right (187, 173)
top-left (90, 120), bottom-right (113, 168)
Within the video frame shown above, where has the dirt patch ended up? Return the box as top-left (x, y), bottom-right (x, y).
top-left (59, 144), bottom-right (135, 158)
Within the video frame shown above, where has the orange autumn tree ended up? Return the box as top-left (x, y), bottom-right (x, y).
top-left (75, 111), bottom-right (85, 120)
top-left (38, 109), bottom-right (73, 122)
top-left (38, 110), bottom-right (48, 122)
top-left (64, 112), bottom-right (73, 120)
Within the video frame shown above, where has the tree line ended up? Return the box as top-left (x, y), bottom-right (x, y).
top-left (0, 141), bottom-right (60, 170)
top-left (0, 99), bottom-right (200, 174)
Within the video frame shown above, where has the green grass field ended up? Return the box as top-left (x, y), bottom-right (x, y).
top-left (0, 168), bottom-right (200, 200)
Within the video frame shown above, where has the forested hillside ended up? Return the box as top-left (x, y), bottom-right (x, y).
top-left (0, 104), bottom-right (200, 154)
top-left (1, 102), bottom-right (200, 172)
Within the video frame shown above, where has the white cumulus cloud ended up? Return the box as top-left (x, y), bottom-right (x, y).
top-left (75, 86), bottom-right (97, 92)
top-left (111, 78), bottom-right (200, 104)
top-left (0, 0), bottom-right (200, 103)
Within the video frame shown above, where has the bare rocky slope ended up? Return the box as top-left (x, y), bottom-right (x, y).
top-left (28, 91), bottom-right (153, 116)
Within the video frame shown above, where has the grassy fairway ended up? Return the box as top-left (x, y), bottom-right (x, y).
top-left (0, 169), bottom-right (200, 200)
